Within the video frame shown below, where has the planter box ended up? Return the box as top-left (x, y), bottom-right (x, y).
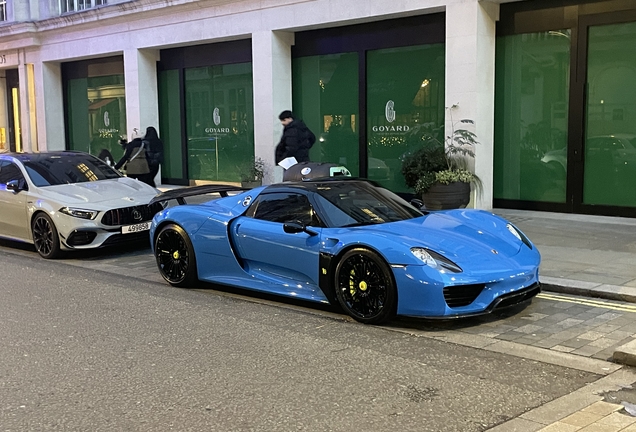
top-left (422, 182), bottom-right (470, 210)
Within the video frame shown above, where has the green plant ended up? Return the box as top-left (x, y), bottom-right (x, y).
top-left (239, 156), bottom-right (265, 182)
top-left (401, 105), bottom-right (481, 194)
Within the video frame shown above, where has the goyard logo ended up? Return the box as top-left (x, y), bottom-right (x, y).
top-left (213, 107), bottom-right (221, 126)
top-left (385, 100), bottom-right (396, 123)
top-left (371, 100), bottom-right (410, 133)
top-left (104, 111), bottom-right (110, 127)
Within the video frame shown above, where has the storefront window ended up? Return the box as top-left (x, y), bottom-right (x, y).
top-left (494, 31), bottom-right (570, 203)
top-left (367, 44), bottom-right (445, 193)
top-left (292, 53), bottom-right (360, 176)
top-left (184, 63), bottom-right (254, 182)
top-left (584, 22), bottom-right (636, 208)
top-left (158, 69), bottom-right (183, 180)
top-left (65, 59), bottom-right (126, 162)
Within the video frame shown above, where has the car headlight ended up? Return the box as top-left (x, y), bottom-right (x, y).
top-left (59, 207), bottom-right (99, 220)
top-left (506, 223), bottom-right (522, 241)
top-left (506, 223), bottom-right (532, 249)
top-left (411, 247), bottom-right (462, 273)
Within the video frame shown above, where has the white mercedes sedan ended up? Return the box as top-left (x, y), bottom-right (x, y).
top-left (0, 151), bottom-right (161, 259)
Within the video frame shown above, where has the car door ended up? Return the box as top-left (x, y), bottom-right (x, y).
top-left (231, 191), bottom-right (323, 287)
top-left (0, 160), bottom-right (29, 240)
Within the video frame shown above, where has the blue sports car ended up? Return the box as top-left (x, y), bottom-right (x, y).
top-left (149, 179), bottom-right (540, 324)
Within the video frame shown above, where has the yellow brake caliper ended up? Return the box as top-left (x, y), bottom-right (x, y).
top-left (349, 269), bottom-right (356, 296)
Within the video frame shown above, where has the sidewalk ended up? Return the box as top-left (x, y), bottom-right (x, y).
top-left (494, 209), bottom-right (636, 301)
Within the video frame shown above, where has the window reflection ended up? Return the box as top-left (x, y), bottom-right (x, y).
top-left (494, 30), bottom-right (570, 203)
top-left (584, 22), bottom-right (636, 207)
top-left (185, 63), bottom-right (254, 182)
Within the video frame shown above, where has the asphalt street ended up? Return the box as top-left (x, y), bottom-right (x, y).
top-left (0, 249), bottom-right (601, 432)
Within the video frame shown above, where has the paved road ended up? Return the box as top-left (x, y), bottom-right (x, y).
top-left (0, 249), bottom-right (602, 432)
top-left (4, 238), bottom-right (635, 365)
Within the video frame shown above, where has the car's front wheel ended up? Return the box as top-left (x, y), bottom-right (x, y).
top-left (154, 223), bottom-right (198, 287)
top-left (32, 213), bottom-right (61, 259)
top-left (334, 248), bottom-right (397, 324)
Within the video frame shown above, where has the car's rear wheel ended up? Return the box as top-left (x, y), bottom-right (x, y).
top-left (334, 248), bottom-right (397, 324)
top-left (155, 223), bottom-right (198, 287)
top-left (32, 213), bottom-right (61, 259)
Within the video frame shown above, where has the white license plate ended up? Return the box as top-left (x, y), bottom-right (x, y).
top-left (121, 222), bottom-right (151, 234)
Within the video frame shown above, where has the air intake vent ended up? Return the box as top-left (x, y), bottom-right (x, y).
top-left (443, 284), bottom-right (485, 308)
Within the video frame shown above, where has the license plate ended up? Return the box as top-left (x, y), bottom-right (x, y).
top-left (121, 222), bottom-right (151, 234)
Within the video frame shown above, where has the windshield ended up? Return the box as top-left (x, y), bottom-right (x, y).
top-left (21, 153), bottom-right (121, 187)
top-left (314, 182), bottom-right (423, 227)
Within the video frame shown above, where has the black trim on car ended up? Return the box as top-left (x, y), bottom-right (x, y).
top-left (318, 252), bottom-right (338, 305)
top-left (149, 185), bottom-right (249, 206)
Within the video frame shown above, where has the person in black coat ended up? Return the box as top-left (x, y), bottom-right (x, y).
top-left (114, 131), bottom-right (154, 187)
top-left (143, 126), bottom-right (164, 187)
top-left (275, 110), bottom-right (316, 164)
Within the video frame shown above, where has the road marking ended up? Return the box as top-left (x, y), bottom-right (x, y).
top-left (538, 292), bottom-right (636, 313)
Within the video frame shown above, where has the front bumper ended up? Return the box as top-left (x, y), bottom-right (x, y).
top-left (393, 258), bottom-right (541, 318)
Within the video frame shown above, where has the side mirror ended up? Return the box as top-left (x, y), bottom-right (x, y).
top-left (283, 221), bottom-right (304, 234)
top-left (410, 198), bottom-right (425, 209)
top-left (6, 179), bottom-right (22, 193)
top-left (283, 220), bottom-right (318, 236)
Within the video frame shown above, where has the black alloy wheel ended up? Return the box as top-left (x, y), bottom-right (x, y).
top-left (32, 213), bottom-right (61, 259)
top-left (334, 248), bottom-right (397, 324)
top-left (155, 223), bottom-right (198, 287)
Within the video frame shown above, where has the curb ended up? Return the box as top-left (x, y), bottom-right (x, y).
top-left (541, 278), bottom-right (636, 304)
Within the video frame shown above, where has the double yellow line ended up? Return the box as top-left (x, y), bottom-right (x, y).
top-left (538, 292), bottom-right (636, 313)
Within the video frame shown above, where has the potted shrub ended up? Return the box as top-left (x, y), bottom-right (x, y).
top-left (239, 156), bottom-right (265, 188)
top-left (401, 107), bottom-right (481, 210)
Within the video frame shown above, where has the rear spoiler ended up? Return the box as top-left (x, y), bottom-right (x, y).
top-left (149, 184), bottom-right (250, 206)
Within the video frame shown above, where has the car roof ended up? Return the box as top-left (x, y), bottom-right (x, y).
top-left (0, 151), bottom-right (87, 162)
top-left (263, 177), bottom-right (377, 193)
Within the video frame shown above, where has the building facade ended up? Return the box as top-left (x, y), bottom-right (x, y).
top-left (0, 0), bottom-right (635, 217)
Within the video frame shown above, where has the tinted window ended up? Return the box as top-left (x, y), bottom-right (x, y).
top-left (250, 192), bottom-right (319, 226)
top-left (0, 161), bottom-right (27, 190)
top-left (314, 182), bottom-right (422, 227)
top-left (20, 153), bottom-right (121, 187)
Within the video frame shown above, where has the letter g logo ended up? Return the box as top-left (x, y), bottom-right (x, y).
top-left (385, 100), bottom-right (396, 123)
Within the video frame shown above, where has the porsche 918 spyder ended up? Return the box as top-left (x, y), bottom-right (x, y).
top-left (149, 179), bottom-right (541, 324)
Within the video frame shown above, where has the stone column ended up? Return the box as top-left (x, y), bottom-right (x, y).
top-left (34, 61), bottom-right (65, 151)
top-left (445, 0), bottom-right (499, 210)
top-left (252, 30), bottom-right (294, 184)
top-left (18, 50), bottom-right (37, 152)
top-left (124, 48), bottom-right (161, 183)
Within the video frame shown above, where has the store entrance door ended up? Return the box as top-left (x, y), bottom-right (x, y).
top-left (571, 14), bottom-right (636, 215)
top-left (2, 69), bottom-right (19, 152)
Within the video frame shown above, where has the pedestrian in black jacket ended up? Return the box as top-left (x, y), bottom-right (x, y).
top-left (275, 110), bottom-right (316, 164)
top-left (114, 130), bottom-right (154, 187)
top-left (142, 126), bottom-right (164, 187)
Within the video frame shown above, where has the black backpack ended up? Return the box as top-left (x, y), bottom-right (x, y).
top-left (143, 139), bottom-right (163, 168)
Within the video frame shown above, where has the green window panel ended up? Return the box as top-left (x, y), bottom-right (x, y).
top-left (367, 44), bottom-right (445, 193)
top-left (158, 69), bottom-right (183, 180)
top-left (494, 31), bottom-right (570, 203)
top-left (67, 74), bottom-right (126, 162)
top-left (292, 53), bottom-right (360, 176)
top-left (584, 22), bottom-right (636, 208)
top-left (184, 63), bottom-right (254, 182)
